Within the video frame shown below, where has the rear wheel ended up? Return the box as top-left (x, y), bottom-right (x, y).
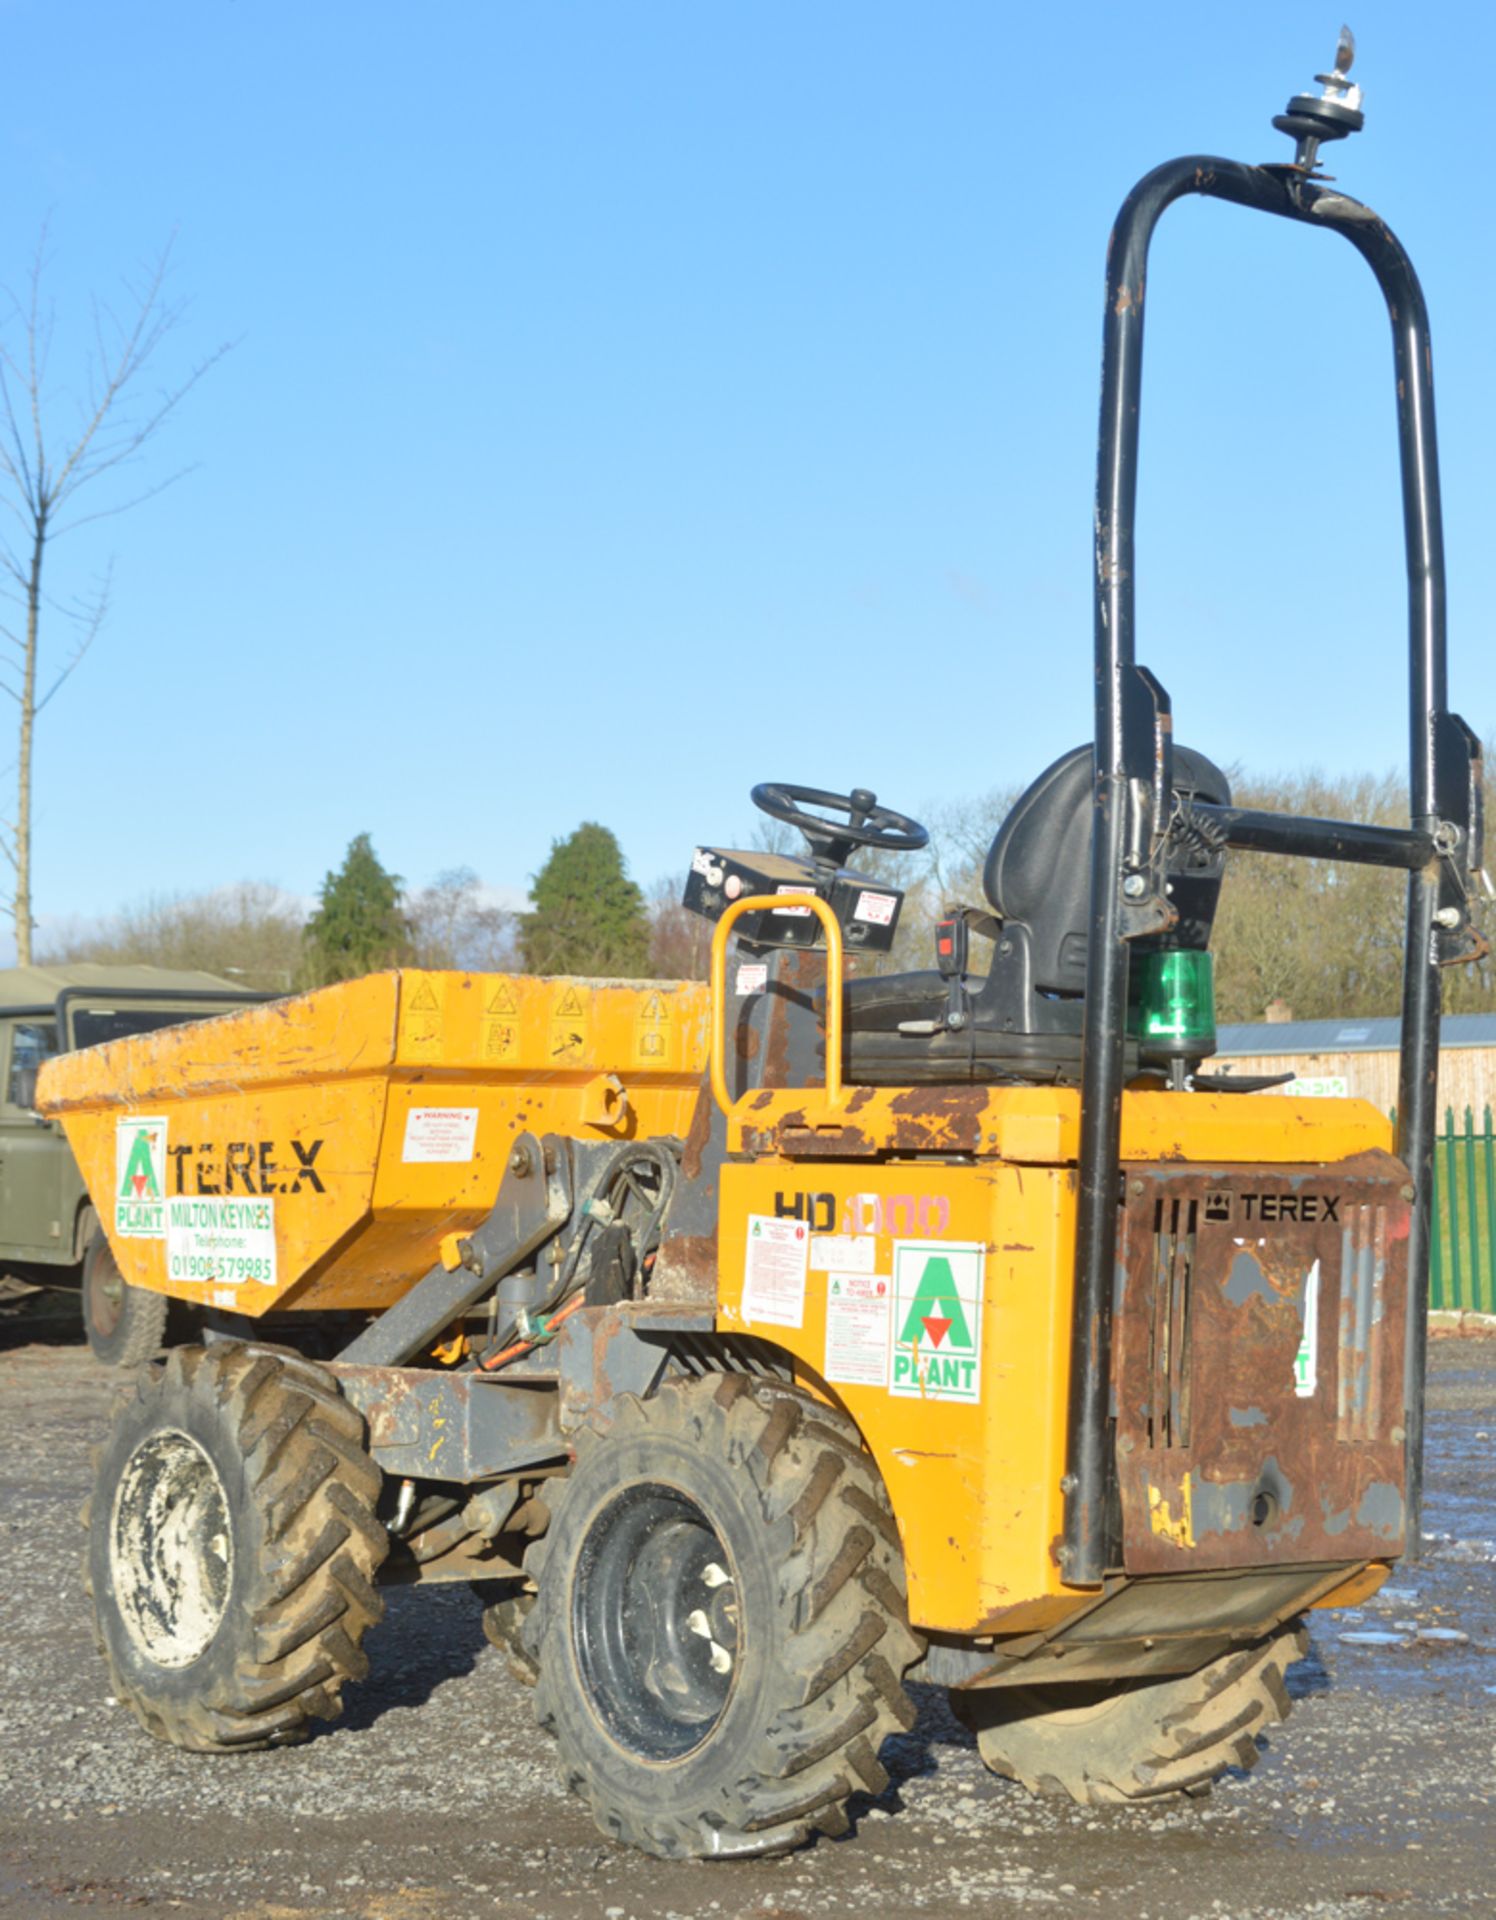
top-left (82, 1232), bottom-right (168, 1368)
top-left (479, 1580), bottom-right (538, 1685)
top-left (527, 1376), bottom-right (922, 1859)
top-left (83, 1341), bottom-right (387, 1750)
top-left (955, 1622), bottom-right (1307, 1805)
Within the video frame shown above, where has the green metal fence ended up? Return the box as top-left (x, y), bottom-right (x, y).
top-left (1430, 1105), bottom-right (1496, 1314)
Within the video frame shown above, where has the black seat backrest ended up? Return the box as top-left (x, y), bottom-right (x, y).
top-left (983, 743), bottom-right (1232, 995)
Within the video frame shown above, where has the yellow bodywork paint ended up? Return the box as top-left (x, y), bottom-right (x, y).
top-left (1147, 1473), bottom-right (1195, 1549)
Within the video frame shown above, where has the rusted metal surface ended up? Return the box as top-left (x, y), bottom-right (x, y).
top-left (1113, 1152), bottom-right (1410, 1576)
top-left (653, 1079), bottom-right (724, 1301)
top-left (328, 1361), bottom-right (564, 1483)
top-left (555, 1300), bottom-right (713, 1432)
top-left (950, 1562), bottom-right (1363, 1692)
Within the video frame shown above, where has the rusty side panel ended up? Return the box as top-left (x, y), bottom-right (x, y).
top-left (1114, 1153), bottom-right (1409, 1576)
top-left (328, 1362), bottom-right (563, 1483)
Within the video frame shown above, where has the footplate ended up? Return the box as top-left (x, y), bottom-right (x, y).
top-left (1113, 1151), bottom-right (1410, 1575)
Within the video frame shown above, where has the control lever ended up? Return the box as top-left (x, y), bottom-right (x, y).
top-left (936, 912), bottom-right (971, 1031)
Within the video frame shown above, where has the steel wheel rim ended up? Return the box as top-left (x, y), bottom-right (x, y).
top-left (572, 1482), bottom-right (739, 1761)
top-left (110, 1428), bottom-right (234, 1668)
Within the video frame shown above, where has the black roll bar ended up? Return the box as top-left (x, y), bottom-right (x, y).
top-left (1061, 154), bottom-right (1483, 1586)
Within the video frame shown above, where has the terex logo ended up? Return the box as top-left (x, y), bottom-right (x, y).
top-left (888, 1242), bottom-right (985, 1404)
top-left (1201, 1192), bottom-right (1342, 1225)
top-left (1242, 1192), bottom-right (1341, 1223)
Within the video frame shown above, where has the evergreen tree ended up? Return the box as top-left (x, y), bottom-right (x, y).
top-left (302, 833), bottom-right (413, 985)
top-left (520, 823), bottom-right (651, 977)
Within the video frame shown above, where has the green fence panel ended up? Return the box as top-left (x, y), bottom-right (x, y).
top-left (1427, 1103), bottom-right (1496, 1313)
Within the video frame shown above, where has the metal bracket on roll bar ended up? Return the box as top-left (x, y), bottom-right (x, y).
top-left (1116, 665), bottom-right (1177, 941)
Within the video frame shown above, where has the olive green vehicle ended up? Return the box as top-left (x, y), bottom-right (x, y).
top-left (0, 964), bottom-right (265, 1362)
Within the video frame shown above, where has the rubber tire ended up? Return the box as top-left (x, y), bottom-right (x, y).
top-left (82, 1233), bottom-right (168, 1369)
top-left (527, 1375), bottom-right (923, 1859)
top-left (479, 1581), bottom-right (538, 1685)
top-left (83, 1341), bottom-right (388, 1750)
top-left (956, 1621), bottom-right (1308, 1805)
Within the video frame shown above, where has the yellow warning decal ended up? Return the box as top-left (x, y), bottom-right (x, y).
top-left (634, 988), bottom-right (673, 1066)
top-left (402, 974), bottom-right (445, 1058)
top-left (549, 983), bottom-right (591, 1065)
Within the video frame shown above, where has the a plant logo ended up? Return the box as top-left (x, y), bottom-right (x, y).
top-left (889, 1241), bottom-right (984, 1402)
top-left (115, 1115), bottom-right (168, 1239)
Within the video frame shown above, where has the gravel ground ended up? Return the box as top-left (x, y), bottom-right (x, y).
top-left (1, 1288), bottom-right (1493, 1920)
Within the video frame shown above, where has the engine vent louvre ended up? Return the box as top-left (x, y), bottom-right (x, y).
top-left (1148, 1197), bottom-right (1197, 1449)
top-left (1337, 1202), bottom-right (1388, 1442)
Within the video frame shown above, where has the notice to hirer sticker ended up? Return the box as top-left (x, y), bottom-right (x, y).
top-left (742, 1214), bottom-right (809, 1328)
top-left (825, 1272), bottom-right (892, 1387)
top-left (402, 1106), bottom-right (480, 1163)
top-left (809, 1232), bottom-right (875, 1273)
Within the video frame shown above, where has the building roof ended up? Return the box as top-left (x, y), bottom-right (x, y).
top-left (0, 962), bottom-right (256, 1008)
top-left (1216, 1012), bottom-right (1496, 1057)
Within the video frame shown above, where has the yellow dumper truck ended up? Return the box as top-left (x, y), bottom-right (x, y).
top-left (40, 44), bottom-right (1485, 1859)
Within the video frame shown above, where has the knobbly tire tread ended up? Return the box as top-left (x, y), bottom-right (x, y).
top-left (526, 1375), bottom-right (922, 1859)
top-left (479, 1583), bottom-right (538, 1685)
top-left (83, 1341), bottom-right (388, 1752)
top-left (82, 1233), bottom-right (169, 1369)
top-left (957, 1620), bottom-right (1308, 1805)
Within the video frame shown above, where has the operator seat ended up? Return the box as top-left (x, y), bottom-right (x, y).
top-left (843, 743), bottom-right (1231, 1085)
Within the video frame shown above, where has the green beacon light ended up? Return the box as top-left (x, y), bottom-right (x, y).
top-left (1131, 949), bottom-right (1216, 1064)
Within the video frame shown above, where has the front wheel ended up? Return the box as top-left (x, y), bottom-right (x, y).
top-left (526, 1376), bottom-right (922, 1859)
top-left (82, 1232), bottom-right (168, 1368)
top-left (83, 1342), bottom-right (388, 1750)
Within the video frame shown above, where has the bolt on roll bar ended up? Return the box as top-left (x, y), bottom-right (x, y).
top-left (1061, 43), bottom-right (1486, 1587)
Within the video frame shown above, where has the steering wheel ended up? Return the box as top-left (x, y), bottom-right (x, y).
top-left (751, 782), bottom-right (930, 863)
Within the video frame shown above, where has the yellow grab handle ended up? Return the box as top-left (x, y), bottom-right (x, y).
top-left (708, 894), bottom-right (845, 1119)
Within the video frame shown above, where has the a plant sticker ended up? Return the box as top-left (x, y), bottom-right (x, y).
top-left (115, 1115), bottom-right (168, 1239)
top-left (889, 1241), bottom-right (984, 1402)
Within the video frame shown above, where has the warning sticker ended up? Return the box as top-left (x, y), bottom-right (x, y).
top-left (550, 984), bottom-right (591, 1064)
top-left (742, 1214), bottom-right (809, 1328)
top-left (403, 1106), bottom-right (479, 1163)
top-left (167, 1195), bottom-right (276, 1290)
top-left (736, 962), bottom-right (768, 995)
top-left (854, 890), bottom-right (896, 927)
top-left (402, 974), bottom-right (445, 1057)
top-left (115, 1115), bottom-right (168, 1239)
top-left (825, 1272), bottom-right (892, 1386)
top-left (483, 1017), bottom-right (518, 1061)
top-left (889, 1240), bottom-right (985, 1402)
top-left (634, 989), bottom-right (671, 1066)
top-left (809, 1232), bottom-right (875, 1273)
top-left (480, 982), bottom-right (520, 1061)
top-left (773, 885), bottom-right (813, 918)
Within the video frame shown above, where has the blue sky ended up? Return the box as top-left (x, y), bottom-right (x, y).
top-left (1, 2), bottom-right (1492, 946)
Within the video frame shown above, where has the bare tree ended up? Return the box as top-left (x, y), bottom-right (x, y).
top-left (407, 867), bottom-right (516, 971)
top-left (0, 227), bottom-right (229, 962)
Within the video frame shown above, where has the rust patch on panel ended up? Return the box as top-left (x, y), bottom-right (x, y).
top-left (1113, 1153), bottom-right (1410, 1575)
